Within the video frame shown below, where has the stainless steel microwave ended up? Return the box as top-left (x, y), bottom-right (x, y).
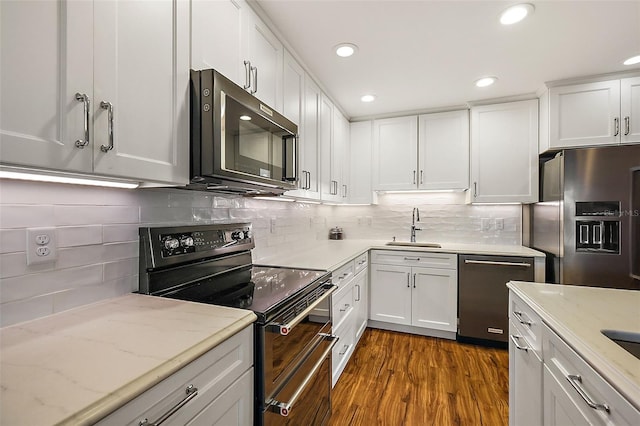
top-left (189, 69), bottom-right (298, 194)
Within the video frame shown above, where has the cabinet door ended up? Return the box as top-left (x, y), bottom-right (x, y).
top-left (334, 109), bottom-right (349, 202)
top-left (549, 80), bottom-right (621, 148)
top-left (244, 9), bottom-right (282, 110)
top-left (191, 0), bottom-right (245, 87)
top-left (0, 0), bottom-right (93, 173)
top-left (320, 95), bottom-right (340, 202)
top-left (418, 110), bottom-right (469, 190)
top-left (470, 99), bottom-right (539, 203)
top-left (349, 121), bottom-right (373, 204)
top-left (369, 264), bottom-right (411, 325)
top-left (93, 0), bottom-right (189, 184)
top-left (353, 269), bottom-right (368, 342)
top-left (301, 76), bottom-right (322, 198)
top-left (621, 76), bottom-right (640, 145)
top-left (411, 266), bottom-right (457, 332)
top-left (372, 116), bottom-right (418, 190)
top-left (543, 367), bottom-right (593, 426)
top-left (509, 321), bottom-right (542, 426)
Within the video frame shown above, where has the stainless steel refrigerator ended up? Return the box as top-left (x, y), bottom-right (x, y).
top-left (530, 145), bottom-right (639, 290)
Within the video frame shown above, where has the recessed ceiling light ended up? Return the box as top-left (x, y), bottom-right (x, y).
top-left (623, 55), bottom-right (640, 66)
top-left (475, 77), bottom-right (498, 87)
top-left (335, 43), bottom-right (358, 58)
top-left (500, 3), bottom-right (534, 25)
top-left (239, 115), bottom-right (251, 121)
top-left (361, 94), bottom-right (376, 102)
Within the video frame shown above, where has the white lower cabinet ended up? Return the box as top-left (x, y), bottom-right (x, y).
top-left (96, 326), bottom-right (253, 426)
top-left (352, 254), bottom-right (369, 342)
top-left (369, 251), bottom-right (457, 337)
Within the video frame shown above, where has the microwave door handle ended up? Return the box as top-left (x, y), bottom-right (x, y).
top-left (282, 134), bottom-right (298, 182)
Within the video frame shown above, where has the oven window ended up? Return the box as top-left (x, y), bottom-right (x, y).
top-left (221, 92), bottom-right (292, 181)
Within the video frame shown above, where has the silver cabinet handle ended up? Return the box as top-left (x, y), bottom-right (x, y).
top-left (566, 374), bottom-right (610, 413)
top-left (509, 334), bottom-right (529, 351)
top-left (413, 170), bottom-right (416, 184)
top-left (513, 310), bottom-right (532, 326)
top-left (624, 116), bottom-right (630, 136)
top-left (406, 272), bottom-right (410, 288)
top-left (413, 273), bottom-right (416, 288)
top-left (339, 303), bottom-right (350, 312)
top-left (614, 117), bottom-right (620, 136)
top-left (342, 184), bottom-right (347, 198)
top-left (251, 66), bottom-right (258, 94)
top-left (243, 60), bottom-right (251, 90)
top-left (269, 334), bottom-right (338, 417)
top-left (464, 259), bottom-right (531, 268)
top-left (474, 181), bottom-right (478, 198)
top-left (99, 101), bottom-right (114, 152)
top-left (138, 384), bottom-right (198, 426)
top-left (338, 343), bottom-right (349, 356)
top-left (355, 284), bottom-right (361, 301)
top-left (305, 171), bottom-right (311, 190)
top-left (420, 170), bottom-right (424, 184)
top-left (403, 257), bottom-right (420, 261)
top-left (75, 93), bottom-right (90, 148)
top-left (273, 285), bottom-right (336, 335)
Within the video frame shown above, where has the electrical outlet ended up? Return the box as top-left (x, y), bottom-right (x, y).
top-left (481, 218), bottom-right (491, 231)
top-left (495, 218), bottom-right (504, 230)
top-left (26, 227), bottom-right (57, 265)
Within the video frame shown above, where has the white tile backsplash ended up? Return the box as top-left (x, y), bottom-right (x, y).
top-left (0, 179), bottom-right (522, 326)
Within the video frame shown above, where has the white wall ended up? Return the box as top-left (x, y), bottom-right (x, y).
top-left (0, 179), bottom-right (521, 326)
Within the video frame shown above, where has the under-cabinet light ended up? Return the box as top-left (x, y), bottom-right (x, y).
top-left (253, 196), bottom-right (295, 202)
top-left (0, 169), bottom-right (139, 189)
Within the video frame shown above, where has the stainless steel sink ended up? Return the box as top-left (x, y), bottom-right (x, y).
top-left (601, 330), bottom-right (640, 359)
top-left (385, 241), bottom-right (442, 248)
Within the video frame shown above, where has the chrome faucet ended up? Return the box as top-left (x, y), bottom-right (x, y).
top-left (410, 207), bottom-right (422, 242)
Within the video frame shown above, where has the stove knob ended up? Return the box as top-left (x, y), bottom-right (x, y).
top-left (243, 230), bottom-right (250, 239)
top-left (164, 238), bottom-right (179, 250)
top-left (180, 236), bottom-right (194, 247)
top-left (231, 231), bottom-right (243, 240)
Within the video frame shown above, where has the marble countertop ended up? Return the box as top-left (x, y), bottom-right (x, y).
top-left (255, 239), bottom-right (544, 272)
top-left (0, 294), bottom-right (257, 426)
top-left (507, 281), bottom-right (640, 409)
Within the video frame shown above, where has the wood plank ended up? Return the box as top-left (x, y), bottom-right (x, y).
top-left (329, 328), bottom-right (509, 426)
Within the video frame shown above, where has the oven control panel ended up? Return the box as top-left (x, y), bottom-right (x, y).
top-left (160, 226), bottom-right (252, 258)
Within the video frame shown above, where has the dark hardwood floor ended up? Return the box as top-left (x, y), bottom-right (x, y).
top-left (328, 328), bottom-right (509, 426)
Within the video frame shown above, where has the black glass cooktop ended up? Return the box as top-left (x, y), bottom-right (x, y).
top-left (160, 265), bottom-right (330, 319)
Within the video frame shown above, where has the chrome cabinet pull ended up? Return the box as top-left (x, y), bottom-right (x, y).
top-left (269, 334), bottom-right (338, 417)
top-left (75, 93), bottom-right (90, 148)
top-left (413, 273), bottom-right (416, 288)
top-left (413, 170), bottom-right (416, 184)
top-left (566, 374), bottom-right (610, 413)
top-left (243, 60), bottom-right (251, 90)
top-left (342, 184), bottom-right (347, 198)
top-left (339, 344), bottom-right (349, 356)
top-left (509, 334), bottom-right (529, 351)
top-left (614, 117), bottom-right (620, 136)
top-left (99, 101), bottom-right (114, 152)
top-left (513, 310), bottom-right (532, 326)
top-left (406, 272), bottom-right (410, 287)
top-left (138, 384), bottom-right (198, 426)
top-left (251, 66), bottom-right (258, 94)
top-left (624, 116), bottom-right (630, 135)
top-left (339, 303), bottom-right (350, 312)
top-left (273, 285), bottom-right (337, 335)
top-left (464, 259), bottom-right (532, 268)
top-left (474, 181), bottom-right (478, 198)
top-left (355, 284), bottom-right (361, 301)
top-left (420, 170), bottom-right (424, 184)
top-left (306, 171), bottom-right (311, 189)
top-left (403, 257), bottom-right (420, 261)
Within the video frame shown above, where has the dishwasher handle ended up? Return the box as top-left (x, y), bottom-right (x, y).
top-left (464, 259), bottom-right (531, 268)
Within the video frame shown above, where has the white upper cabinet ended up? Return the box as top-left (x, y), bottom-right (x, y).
top-left (243, 8), bottom-right (283, 110)
top-left (372, 116), bottom-right (418, 191)
top-left (92, 0), bottom-right (189, 183)
top-left (418, 110), bottom-right (469, 190)
top-left (541, 75), bottom-right (640, 152)
top-left (621, 76), bottom-right (640, 144)
top-left (470, 99), bottom-right (539, 204)
top-left (349, 121), bottom-right (373, 204)
top-left (0, 0), bottom-right (189, 185)
top-left (191, 0), bottom-right (245, 86)
top-left (0, 0), bottom-right (94, 173)
top-left (319, 95), bottom-right (338, 201)
top-left (334, 109), bottom-right (350, 202)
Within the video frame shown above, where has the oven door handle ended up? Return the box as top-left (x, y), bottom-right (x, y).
top-left (275, 284), bottom-right (337, 336)
top-left (268, 334), bottom-right (338, 417)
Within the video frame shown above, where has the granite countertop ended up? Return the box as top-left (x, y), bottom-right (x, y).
top-left (507, 281), bottom-right (640, 409)
top-left (255, 239), bottom-right (545, 271)
top-left (0, 294), bottom-right (257, 426)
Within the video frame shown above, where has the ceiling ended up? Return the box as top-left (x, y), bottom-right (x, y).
top-left (255, 0), bottom-right (640, 119)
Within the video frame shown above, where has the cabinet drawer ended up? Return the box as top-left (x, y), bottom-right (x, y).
top-left (353, 252), bottom-right (368, 274)
top-left (332, 281), bottom-right (355, 331)
top-left (371, 250), bottom-right (456, 269)
top-left (333, 260), bottom-right (355, 287)
top-left (97, 326), bottom-right (253, 425)
top-left (509, 292), bottom-right (543, 358)
top-left (332, 322), bottom-right (355, 387)
top-left (543, 324), bottom-right (638, 425)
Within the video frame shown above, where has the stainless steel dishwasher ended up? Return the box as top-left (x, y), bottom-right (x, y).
top-left (458, 254), bottom-right (534, 345)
